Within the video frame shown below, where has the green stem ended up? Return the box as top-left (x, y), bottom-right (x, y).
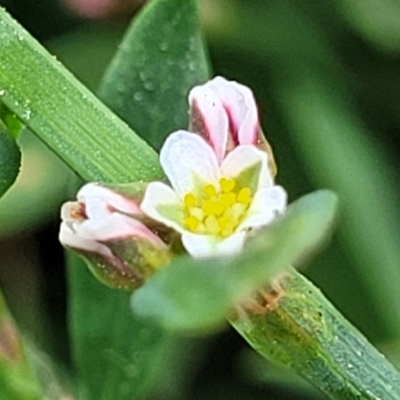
top-left (0, 7), bottom-right (162, 183)
top-left (230, 268), bottom-right (400, 399)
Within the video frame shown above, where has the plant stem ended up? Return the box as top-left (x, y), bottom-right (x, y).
top-left (230, 268), bottom-right (400, 399)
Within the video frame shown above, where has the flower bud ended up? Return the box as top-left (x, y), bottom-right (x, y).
top-left (189, 76), bottom-right (277, 176)
top-left (59, 183), bottom-right (172, 290)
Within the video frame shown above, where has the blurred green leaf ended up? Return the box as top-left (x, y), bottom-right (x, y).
top-left (0, 102), bottom-right (24, 139)
top-left (68, 257), bottom-right (179, 400)
top-left (336, 0), bottom-right (400, 53)
top-left (0, 291), bottom-right (42, 400)
top-left (0, 131), bottom-right (73, 237)
top-left (278, 78), bottom-right (400, 338)
top-left (68, 0), bottom-right (210, 399)
top-left (0, 6), bottom-right (161, 183)
top-left (132, 190), bottom-right (338, 333)
top-left (0, 119), bottom-right (21, 198)
top-left (207, 0), bottom-right (400, 340)
top-left (99, 0), bottom-right (209, 149)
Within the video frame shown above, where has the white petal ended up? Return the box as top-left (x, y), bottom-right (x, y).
top-left (182, 231), bottom-right (246, 258)
top-left (61, 201), bottom-right (83, 221)
top-left (140, 181), bottom-right (186, 234)
top-left (237, 186), bottom-right (287, 231)
top-left (207, 77), bottom-right (259, 145)
top-left (160, 131), bottom-right (219, 197)
top-left (189, 85), bottom-right (229, 163)
top-left (77, 213), bottom-right (162, 245)
top-left (59, 221), bottom-right (113, 258)
top-left (220, 145), bottom-right (273, 188)
top-left (78, 183), bottom-right (141, 216)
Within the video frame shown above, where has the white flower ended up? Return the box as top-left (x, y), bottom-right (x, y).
top-left (60, 183), bottom-right (167, 261)
top-left (141, 131), bottom-right (287, 258)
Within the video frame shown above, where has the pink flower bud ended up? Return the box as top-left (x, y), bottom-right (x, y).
top-left (189, 76), bottom-right (276, 176)
top-left (59, 183), bottom-right (170, 289)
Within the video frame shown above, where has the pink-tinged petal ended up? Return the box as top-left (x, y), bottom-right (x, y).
top-left (181, 231), bottom-right (246, 258)
top-left (160, 131), bottom-right (219, 197)
top-left (141, 181), bottom-right (186, 234)
top-left (237, 186), bottom-right (287, 231)
top-left (78, 183), bottom-right (141, 215)
top-left (189, 86), bottom-right (229, 162)
top-left (77, 212), bottom-right (164, 246)
top-left (220, 145), bottom-right (273, 189)
top-left (59, 221), bottom-right (114, 258)
top-left (207, 77), bottom-right (259, 145)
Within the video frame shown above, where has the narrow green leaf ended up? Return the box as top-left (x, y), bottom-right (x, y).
top-left (231, 268), bottom-right (400, 399)
top-left (0, 102), bottom-right (24, 139)
top-left (68, 0), bottom-right (210, 399)
top-left (0, 6), bottom-right (161, 183)
top-left (132, 190), bottom-right (338, 333)
top-left (0, 120), bottom-right (21, 198)
top-left (99, 0), bottom-right (209, 148)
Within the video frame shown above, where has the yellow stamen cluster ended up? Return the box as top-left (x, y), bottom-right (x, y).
top-left (183, 178), bottom-right (253, 237)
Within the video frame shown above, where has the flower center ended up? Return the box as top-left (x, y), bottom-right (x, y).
top-left (183, 178), bottom-right (252, 237)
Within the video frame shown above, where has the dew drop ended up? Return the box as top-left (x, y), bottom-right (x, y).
top-left (144, 81), bottom-right (154, 91)
top-left (159, 42), bottom-right (168, 52)
top-left (23, 109), bottom-right (31, 120)
top-left (133, 92), bottom-right (143, 102)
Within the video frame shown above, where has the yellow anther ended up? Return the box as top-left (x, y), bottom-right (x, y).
top-left (218, 214), bottom-right (237, 237)
top-left (203, 184), bottom-right (217, 197)
top-left (188, 207), bottom-right (204, 221)
top-left (202, 198), bottom-right (225, 216)
top-left (220, 177), bottom-right (236, 193)
top-left (231, 203), bottom-right (247, 218)
top-left (220, 192), bottom-right (236, 208)
top-left (184, 193), bottom-right (197, 208)
top-left (184, 215), bottom-right (199, 231)
top-left (237, 187), bottom-right (252, 204)
top-left (205, 215), bottom-right (220, 235)
top-left (183, 178), bottom-right (253, 236)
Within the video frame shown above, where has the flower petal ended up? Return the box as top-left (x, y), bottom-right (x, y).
top-left (220, 145), bottom-right (273, 190)
top-left (76, 213), bottom-right (163, 246)
top-left (237, 186), bottom-right (287, 231)
top-left (207, 76), bottom-right (259, 145)
top-left (59, 221), bottom-right (114, 257)
top-left (189, 85), bottom-right (229, 163)
top-left (160, 130), bottom-right (219, 198)
top-left (182, 231), bottom-right (246, 258)
top-left (141, 181), bottom-right (186, 233)
top-left (78, 183), bottom-right (141, 216)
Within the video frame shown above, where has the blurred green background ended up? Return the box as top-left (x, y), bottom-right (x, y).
top-left (1, 0), bottom-right (400, 398)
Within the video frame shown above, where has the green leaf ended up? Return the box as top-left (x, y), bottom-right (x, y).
top-left (0, 120), bottom-right (21, 198)
top-left (0, 102), bottom-right (24, 139)
top-left (67, 0), bottom-right (210, 399)
top-left (131, 190), bottom-right (338, 333)
top-left (68, 257), bottom-right (178, 400)
top-left (231, 268), bottom-right (400, 399)
top-left (0, 131), bottom-right (74, 238)
top-left (0, 6), bottom-right (161, 183)
top-left (99, 0), bottom-right (209, 149)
